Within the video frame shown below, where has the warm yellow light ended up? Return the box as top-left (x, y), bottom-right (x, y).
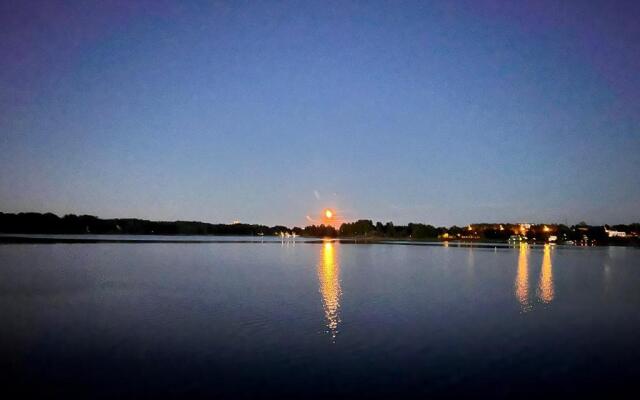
top-left (515, 243), bottom-right (531, 312)
top-left (324, 209), bottom-right (333, 219)
top-left (538, 244), bottom-right (554, 303)
top-left (543, 225), bottom-right (550, 232)
top-left (318, 241), bottom-right (341, 340)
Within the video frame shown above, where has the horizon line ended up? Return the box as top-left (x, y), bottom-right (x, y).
top-left (1, 210), bottom-right (638, 229)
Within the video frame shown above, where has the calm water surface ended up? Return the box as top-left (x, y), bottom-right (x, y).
top-left (1, 240), bottom-right (639, 398)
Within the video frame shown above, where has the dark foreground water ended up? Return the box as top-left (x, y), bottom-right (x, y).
top-left (1, 240), bottom-right (639, 398)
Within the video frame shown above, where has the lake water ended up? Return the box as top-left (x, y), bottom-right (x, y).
top-left (1, 239), bottom-right (639, 398)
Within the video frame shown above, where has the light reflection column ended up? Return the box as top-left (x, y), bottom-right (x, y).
top-left (317, 241), bottom-right (342, 340)
top-left (537, 244), bottom-right (554, 303)
top-left (515, 244), bottom-right (531, 312)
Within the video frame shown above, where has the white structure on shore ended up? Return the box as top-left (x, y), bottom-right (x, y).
top-left (279, 231), bottom-right (297, 242)
top-left (604, 227), bottom-right (626, 238)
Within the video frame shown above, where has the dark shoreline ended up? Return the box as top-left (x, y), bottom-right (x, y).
top-left (0, 234), bottom-right (471, 246)
top-left (1, 234), bottom-right (624, 249)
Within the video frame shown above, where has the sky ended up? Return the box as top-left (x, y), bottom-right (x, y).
top-left (1, 0), bottom-right (639, 227)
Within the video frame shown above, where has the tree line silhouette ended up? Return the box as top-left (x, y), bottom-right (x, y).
top-left (1, 212), bottom-right (638, 245)
top-left (0, 212), bottom-right (290, 236)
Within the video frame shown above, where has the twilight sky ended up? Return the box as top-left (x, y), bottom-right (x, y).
top-left (1, 0), bottom-right (639, 227)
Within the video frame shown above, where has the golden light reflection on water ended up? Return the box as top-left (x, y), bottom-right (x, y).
top-left (537, 244), bottom-right (554, 303)
top-left (515, 244), bottom-right (531, 312)
top-left (317, 241), bottom-right (342, 340)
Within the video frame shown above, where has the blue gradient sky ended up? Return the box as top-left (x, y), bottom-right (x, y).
top-left (1, 1), bottom-right (639, 227)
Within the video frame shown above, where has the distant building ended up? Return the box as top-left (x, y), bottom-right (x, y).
top-left (516, 223), bottom-right (531, 235)
top-left (604, 227), bottom-right (626, 238)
